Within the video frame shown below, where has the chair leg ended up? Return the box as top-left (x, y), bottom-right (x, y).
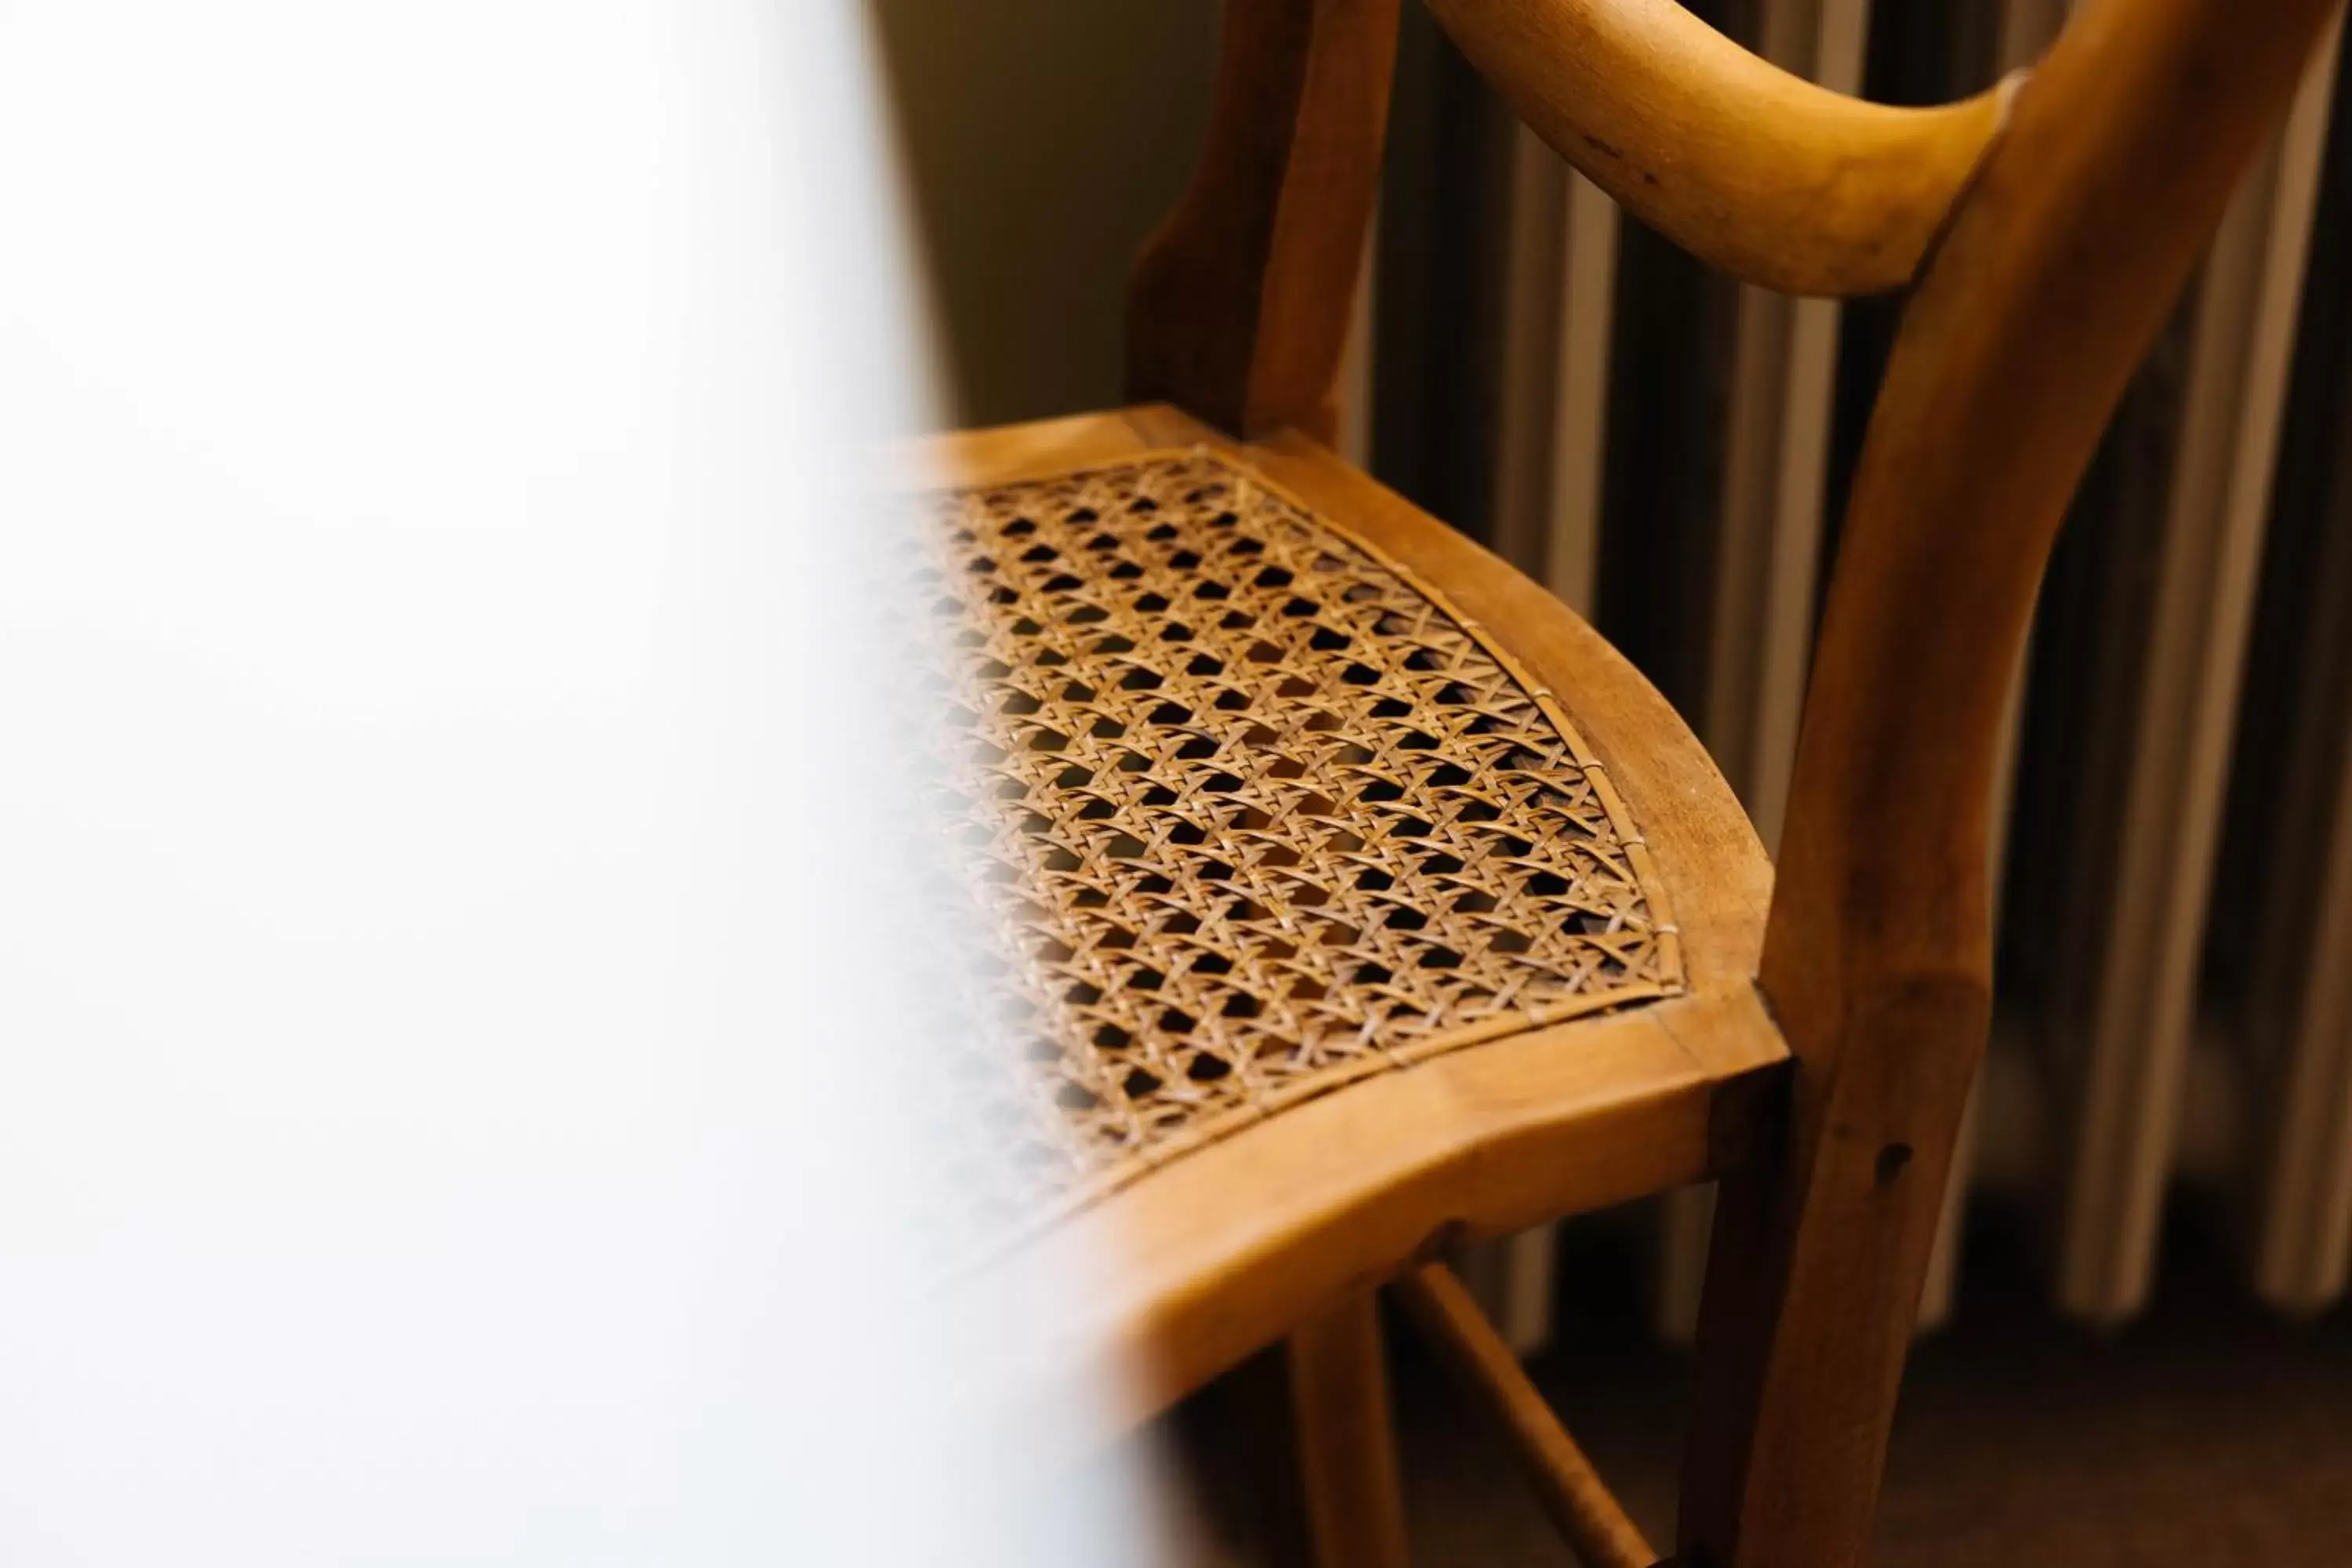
top-left (1287, 1290), bottom-right (1410, 1568)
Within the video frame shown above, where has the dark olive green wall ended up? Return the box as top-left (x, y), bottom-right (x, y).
top-left (868, 2), bottom-right (1217, 428)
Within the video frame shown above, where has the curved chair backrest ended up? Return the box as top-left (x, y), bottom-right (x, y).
top-left (1130, 2), bottom-right (2341, 1564)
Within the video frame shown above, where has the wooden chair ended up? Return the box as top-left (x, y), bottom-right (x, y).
top-left (918, 2), bottom-right (2337, 1563)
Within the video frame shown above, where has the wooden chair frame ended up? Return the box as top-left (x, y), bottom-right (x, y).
top-left (1114, 1), bottom-right (2341, 1564)
top-left (950, 2), bottom-right (2333, 1568)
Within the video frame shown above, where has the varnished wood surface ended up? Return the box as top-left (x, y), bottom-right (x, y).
top-left (925, 406), bottom-right (1780, 1454)
top-left (1424, 0), bottom-right (2012, 297)
top-left (1396, 1263), bottom-right (1659, 1568)
top-left (1289, 1294), bottom-right (1411, 1568)
top-left (1679, 2), bottom-right (2346, 1566)
top-left (1126, 0), bottom-right (1399, 442)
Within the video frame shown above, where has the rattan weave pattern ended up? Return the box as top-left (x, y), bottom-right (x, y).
top-left (913, 449), bottom-right (1682, 1240)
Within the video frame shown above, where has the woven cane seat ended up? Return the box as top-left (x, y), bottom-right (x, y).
top-left (914, 438), bottom-right (1696, 1247)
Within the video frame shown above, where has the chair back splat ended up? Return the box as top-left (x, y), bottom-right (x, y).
top-left (1126, 2), bottom-right (2341, 1565)
top-left (1125, 0), bottom-right (1399, 445)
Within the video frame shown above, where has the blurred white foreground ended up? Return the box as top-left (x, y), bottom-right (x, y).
top-left (0, 3), bottom-right (1162, 1561)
